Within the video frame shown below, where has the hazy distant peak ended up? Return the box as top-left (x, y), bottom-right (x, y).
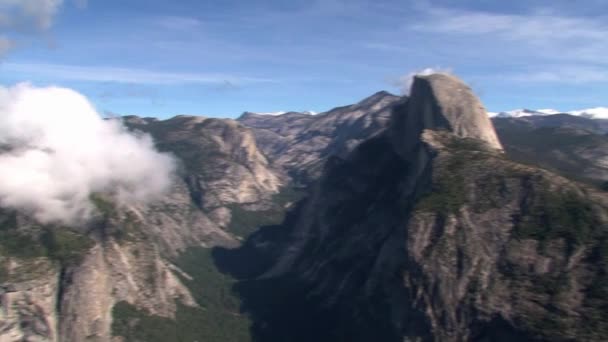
top-left (355, 90), bottom-right (399, 107)
top-left (488, 107), bottom-right (608, 120)
top-left (239, 111), bottom-right (317, 118)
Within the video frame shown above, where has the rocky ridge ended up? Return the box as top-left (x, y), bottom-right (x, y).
top-left (225, 73), bottom-right (608, 341)
top-left (238, 90), bottom-right (403, 183)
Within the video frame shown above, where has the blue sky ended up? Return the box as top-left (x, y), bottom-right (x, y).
top-left (0, 0), bottom-right (607, 118)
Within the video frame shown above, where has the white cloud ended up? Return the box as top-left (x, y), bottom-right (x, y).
top-left (0, 83), bottom-right (176, 224)
top-left (2, 62), bottom-right (276, 85)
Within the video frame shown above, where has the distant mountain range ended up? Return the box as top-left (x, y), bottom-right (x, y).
top-left (250, 103), bottom-right (608, 121)
top-left (489, 107), bottom-right (608, 119)
top-left (245, 110), bottom-right (318, 116)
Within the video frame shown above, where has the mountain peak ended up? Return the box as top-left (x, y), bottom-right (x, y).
top-left (391, 73), bottom-right (503, 157)
top-left (355, 90), bottom-right (400, 108)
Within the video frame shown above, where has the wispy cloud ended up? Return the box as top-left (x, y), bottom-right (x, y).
top-left (2, 62), bottom-right (276, 85)
top-left (156, 15), bottom-right (203, 31)
top-left (410, 5), bottom-right (608, 66)
top-left (412, 7), bottom-right (605, 40)
top-left (389, 3), bottom-right (608, 84)
top-left (506, 66), bottom-right (608, 84)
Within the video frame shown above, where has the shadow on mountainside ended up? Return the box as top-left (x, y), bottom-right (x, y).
top-left (210, 200), bottom-right (338, 342)
top-left (209, 137), bottom-right (420, 342)
top-left (209, 134), bottom-right (431, 342)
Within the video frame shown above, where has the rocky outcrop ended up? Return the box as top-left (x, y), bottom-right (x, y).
top-left (58, 240), bottom-right (197, 342)
top-left (230, 73), bottom-right (608, 342)
top-left (124, 115), bottom-right (282, 211)
top-left (0, 258), bottom-right (59, 341)
top-left (390, 73), bottom-right (502, 159)
top-left (0, 207), bottom-right (204, 342)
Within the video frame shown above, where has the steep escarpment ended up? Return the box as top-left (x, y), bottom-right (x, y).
top-left (227, 74), bottom-right (608, 341)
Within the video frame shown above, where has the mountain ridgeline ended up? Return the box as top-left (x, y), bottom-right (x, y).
top-left (0, 74), bottom-right (606, 341)
top-left (221, 74), bottom-right (608, 341)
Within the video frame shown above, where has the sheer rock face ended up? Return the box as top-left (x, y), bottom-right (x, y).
top-left (245, 74), bottom-right (608, 342)
top-left (0, 229), bottom-right (200, 342)
top-left (124, 115), bottom-right (283, 211)
top-left (391, 74), bottom-right (502, 159)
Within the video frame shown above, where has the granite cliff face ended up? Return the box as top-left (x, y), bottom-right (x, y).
top-left (124, 115), bottom-right (282, 213)
top-left (390, 74), bottom-right (502, 158)
top-left (226, 74), bottom-right (608, 341)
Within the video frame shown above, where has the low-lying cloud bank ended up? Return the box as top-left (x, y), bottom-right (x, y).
top-left (0, 83), bottom-right (175, 224)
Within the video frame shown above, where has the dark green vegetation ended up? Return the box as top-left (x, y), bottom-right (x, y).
top-left (227, 186), bottom-right (303, 238)
top-left (90, 193), bottom-right (116, 217)
top-left (0, 212), bottom-right (45, 259)
top-left (112, 247), bottom-right (251, 342)
top-left (91, 193), bottom-right (144, 242)
top-left (123, 116), bottom-right (238, 176)
top-left (227, 204), bottom-right (284, 238)
top-left (112, 301), bottom-right (244, 342)
top-left (0, 230), bottom-right (46, 260)
top-left (513, 187), bottom-right (601, 251)
top-left (40, 228), bottom-right (95, 266)
top-left (112, 301), bottom-right (177, 342)
top-left (111, 186), bottom-right (305, 341)
top-left (415, 137), bottom-right (500, 215)
top-left (0, 211), bottom-right (93, 281)
top-left (583, 238), bottom-right (608, 337)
